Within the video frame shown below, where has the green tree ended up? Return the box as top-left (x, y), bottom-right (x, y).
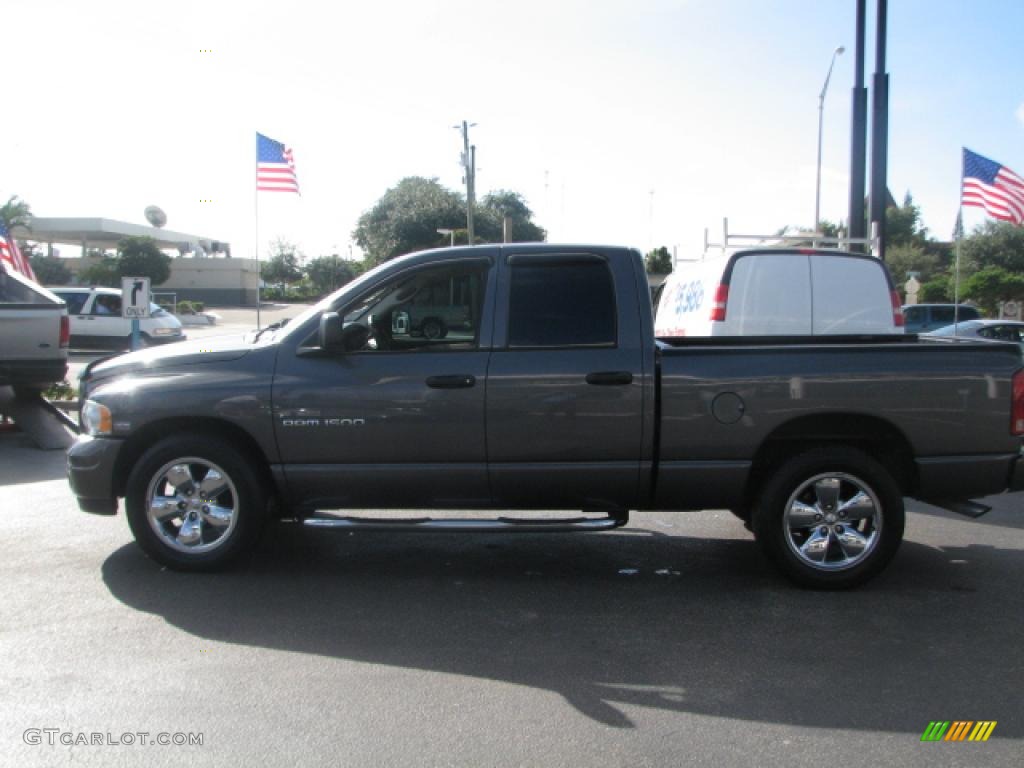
top-left (353, 177), bottom-right (464, 266)
top-left (816, 220), bottom-right (842, 238)
top-left (645, 246), bottom-right (673, 275)
top-left (116, 236), bottom-right (171, 285)
top-left (918, 277), bottom-right (952, 303)
top-left (885, 243), bottom-right (943, 285)
top-left (79, 257), bottom-right (120, 287)
top-left (886, 192), bottom-right (928, 248)
top-left (475, 190), bottom-right (546, 243)
top-left (960, 266), bottom-right (1024, 315)
top-left (261, 238), bottom-right (303, 288)
top-left (0, 195), bottom-right (32, 231)
top-left (959, 220), bottom-right (1024, 274)
top-left (305, 254), bottom-right (358, 295)
top-left (29, 253), bottom-right (72, 285)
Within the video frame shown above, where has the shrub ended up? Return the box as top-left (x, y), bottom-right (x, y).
top-left (42, 380), bottom-right (77, 401)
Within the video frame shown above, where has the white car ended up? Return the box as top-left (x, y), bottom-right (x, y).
top-left (50, 286), bottom-right (185, 350)
top-left (654, 248), bottom-right (904, 337)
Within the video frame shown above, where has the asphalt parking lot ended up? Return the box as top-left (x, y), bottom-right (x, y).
top-left (1, 306), bottom-right (1022, 767)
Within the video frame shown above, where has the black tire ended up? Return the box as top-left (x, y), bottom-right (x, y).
top-left (728, 507), bottom-right (751, 522)
top-left (728, 507), bottom-right (753, 531)
top-left (752, 446), bottom-right (904, 589)
top-left (125, 435), bottom-right (268, 571)
top-left (420, 317), bottom-right (447, 340)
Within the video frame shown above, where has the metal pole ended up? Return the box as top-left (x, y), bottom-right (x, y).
top-left (468, 145), bottom-right (476, 245)
top-left (815, 46), bottom-right (844, 231)
top-left (848, 0), bottom-right (868, 249)
top-left (869, 0), bottom-right (890, 262)
top-left (255, 132), bottom-right (261, 328)
top-left (953, 208), bottom-right (962, 328)
top-left (460, 121), bottom-right (476, 246)
top-left (649, 189), bottom-right (655, 251)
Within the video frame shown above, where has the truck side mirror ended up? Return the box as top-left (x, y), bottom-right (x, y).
top-left (319, 312), bottom-right (370, 352)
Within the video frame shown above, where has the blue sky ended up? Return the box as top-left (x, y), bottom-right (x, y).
top-left (4, 0), bottom-right (1023, 261)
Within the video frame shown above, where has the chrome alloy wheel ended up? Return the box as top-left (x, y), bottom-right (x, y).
top-left (145, 457), bottom-right (239, 554)
top-left (782, 472), bottom-right (882, 571)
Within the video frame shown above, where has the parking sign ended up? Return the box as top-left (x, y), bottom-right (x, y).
top-left (122, 277), bottom-right (151, 319)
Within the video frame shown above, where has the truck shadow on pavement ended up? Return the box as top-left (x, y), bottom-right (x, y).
top-left (101, 524), bottom-right (1023, 734)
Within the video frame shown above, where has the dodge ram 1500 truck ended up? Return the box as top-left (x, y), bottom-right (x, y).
top-left (67, 244), bottom-right (1024, 588)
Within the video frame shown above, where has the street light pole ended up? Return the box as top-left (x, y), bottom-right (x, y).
top-left (815, 46), bottom-right (845, 232)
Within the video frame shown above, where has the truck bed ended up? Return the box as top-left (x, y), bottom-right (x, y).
top-left (653, 336), bottom-right (1023, 510)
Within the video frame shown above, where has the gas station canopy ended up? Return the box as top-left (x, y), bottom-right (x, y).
top-left (14, 217), bottom-right (230, 256)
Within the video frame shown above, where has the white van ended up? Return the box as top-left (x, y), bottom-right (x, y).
top-left (50, 286), bottom-right (185, 350)
top-left (654, 249), bottom-right (904, 337)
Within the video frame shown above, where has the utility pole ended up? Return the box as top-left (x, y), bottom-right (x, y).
top-left (458, 120), bottom-right (477, 245)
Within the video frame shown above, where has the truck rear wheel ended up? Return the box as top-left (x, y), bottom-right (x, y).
top-left (752, 446), bottom-right (904, 589)
top-left (125, 436), bottom-right (267, 571)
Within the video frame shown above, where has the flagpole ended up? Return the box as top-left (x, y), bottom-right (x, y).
top-left (255, 132), bottom-right (261, 330)
top-left (953, 206), bottom-right (962, 331)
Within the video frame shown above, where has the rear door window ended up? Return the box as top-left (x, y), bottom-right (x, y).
top-left (507, 258), bottom-right (616, 347)
top-left (724, 253), bottom-right (811, 335)
top-left (811, 257), bottom-right (895, 334)
top-left (979, 324), bottom-right (1023, 342)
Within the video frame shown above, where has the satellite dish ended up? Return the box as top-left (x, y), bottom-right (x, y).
top-left (145, 205), bottom-right (167, 228)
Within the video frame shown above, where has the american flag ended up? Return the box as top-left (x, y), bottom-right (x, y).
top-left (257, 133), bottom-right (300, 194)
top-left (962, 148), bottom-right (1024, 226)
top-left (0, 221), bottom-right (36, 281)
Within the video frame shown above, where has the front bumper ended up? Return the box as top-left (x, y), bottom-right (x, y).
top-left (67, 435), bottom-right (123, 515)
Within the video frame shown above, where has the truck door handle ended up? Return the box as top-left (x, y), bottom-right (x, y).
top-left (426, 375), bottom-right (476, 389)
top-left (586, 371), bottom-right (633, 386)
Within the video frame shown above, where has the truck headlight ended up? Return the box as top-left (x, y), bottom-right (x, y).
top-left (80, 400), bottom-right (113, 436)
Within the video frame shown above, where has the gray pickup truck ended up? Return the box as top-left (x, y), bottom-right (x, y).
top-left (0, 263), bottom-right (68, 393)
top-left (67, 244), bottom-right (1024, 587)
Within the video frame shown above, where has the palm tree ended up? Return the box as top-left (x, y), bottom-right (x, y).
top-left (0, 195), bottom-right (33, 232)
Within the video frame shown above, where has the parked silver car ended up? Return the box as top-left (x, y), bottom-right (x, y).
top-left (925, 319), bottom-right (1024, 350)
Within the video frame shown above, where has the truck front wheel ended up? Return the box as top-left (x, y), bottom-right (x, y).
top-left (752, 446), bottom-right (904, 589)
top-left (420, 317), bottom-right (447, 339)
top-left (125, 436), bottom-right (267, 571)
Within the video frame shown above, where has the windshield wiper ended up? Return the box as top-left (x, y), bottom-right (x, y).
top-left (252, 318), bottom-right (289, 342)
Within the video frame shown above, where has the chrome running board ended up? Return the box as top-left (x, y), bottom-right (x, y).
top-left (303, 512), bottom-right (628, 533)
